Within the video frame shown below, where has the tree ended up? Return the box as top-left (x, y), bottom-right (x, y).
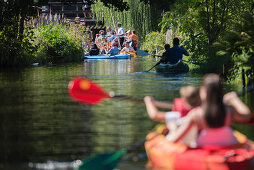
top-left (159, 0), bottom-right (253, 58)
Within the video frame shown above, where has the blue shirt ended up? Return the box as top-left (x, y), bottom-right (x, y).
top-left (165, 45), bottom-right (188, 64)
top-left (108, 36), bottom-right (116, 42)
top-left (108, 46), bottom-right (119, 55)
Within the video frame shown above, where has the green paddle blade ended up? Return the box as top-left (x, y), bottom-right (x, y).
top-left (78, 149), bottom-right (127, 170)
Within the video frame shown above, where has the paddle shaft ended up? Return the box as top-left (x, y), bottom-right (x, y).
top-left (110, 9), bottom-right (121, 48)
top-left (182, 60), bottom-right (202, 65)
top-left (145, 60), bottom-right (162, 72)
top-left (111, 83), bottom-right (254, 104)
top-left (112, 95), bottom-right (144, 103)
top-left (237, 84), bottom-right (254, 97)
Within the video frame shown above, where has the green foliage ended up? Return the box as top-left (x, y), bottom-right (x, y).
top-left (214, 12), bottom-right (254, 82)
top-left (140, 31), bottom-right (166, 56)
top-left (35, 24), bottom-right (84, 64)
top-left (156, 0), bottom-right (254, 77)
top-left (0, 0), bottom-right (131, 67)
top-left (92, 0), bottom-right (152, 45)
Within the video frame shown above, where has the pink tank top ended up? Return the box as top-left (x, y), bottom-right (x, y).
top-left (197, 126), bottom-right (239, 147)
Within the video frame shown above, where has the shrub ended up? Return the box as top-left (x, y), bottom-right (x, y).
top-left (35, 24), bottom-right (84, 64)
top-left (140, 31), bottom-right (166, 56)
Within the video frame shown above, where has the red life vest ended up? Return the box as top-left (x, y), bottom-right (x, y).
top-left (172, 98), bottom-right (191, 117)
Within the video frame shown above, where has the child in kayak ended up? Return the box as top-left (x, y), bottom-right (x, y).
top-left (144, 85), bottom-right (201, 129)
top-left (167, 74), bottom-right (251, 147)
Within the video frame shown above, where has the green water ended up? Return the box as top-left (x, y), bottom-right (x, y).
top-left (0, 57), bottom-right (253, 169)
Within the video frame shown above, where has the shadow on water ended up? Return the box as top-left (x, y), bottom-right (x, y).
top-left (0, 57), bottom-right (253, 169)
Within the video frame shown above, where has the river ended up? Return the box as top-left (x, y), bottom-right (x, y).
top-left (0, 57), bottom-right (253, 169)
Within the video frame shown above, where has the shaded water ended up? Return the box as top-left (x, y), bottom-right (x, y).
top-left (0, 57), bottom-right (254, 170)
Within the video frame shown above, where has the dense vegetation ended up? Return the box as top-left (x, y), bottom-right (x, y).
top-left (0, 0), bottom-right (133, 67)
top-left (1, 0), bottom-right (254, 85)
top-left (141, 0), bottom-right (254, 84)
top-left (34, 24), bottom-right (84, 64)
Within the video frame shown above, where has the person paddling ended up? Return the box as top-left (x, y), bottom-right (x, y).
top-left (167, 74), bottom-right (251, 147)
top-left (165, 38), bottom-right (189, 64)
top-left (144, 85), bottom-right (201, 129)
top-left (160, 44), bottom-right (171, 64)
top-left (121, 42), bottom-right (135, 53)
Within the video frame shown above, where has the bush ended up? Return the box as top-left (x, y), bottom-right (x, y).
top-left (213, 12), bottom-right (254, 83)
top-left (35, 24), bottom-right (84, 64)
top-left (140, 31), bottom-right (166, 56)
top-left (0, 27), bottom-right (37, 67)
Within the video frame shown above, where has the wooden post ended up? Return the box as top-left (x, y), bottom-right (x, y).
top-left (242, 68), bottom-right (246, 88)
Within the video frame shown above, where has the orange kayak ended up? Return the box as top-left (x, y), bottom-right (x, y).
top-left (145, 129), bottom-right (254, 170)
top-left (120, 51), bottom-right (137, 58)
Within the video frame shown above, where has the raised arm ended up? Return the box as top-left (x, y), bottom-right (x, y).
top-left (223, 92), bottom-right (251, 123)
top-left (144, 96), bottom-right (167, 122)
top-left (153, 100), bottom-right (173, 109)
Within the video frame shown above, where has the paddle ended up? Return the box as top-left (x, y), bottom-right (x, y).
top-left (77, 128), bottom-right (166, 170)
top-left (136, 50), bottom-right (202, 65)
top-left (68, 77), bottom-right (143, 105)
top-left (144, 33), bottom-right (203, 72)
top-left (69, 77), bottom-right (254, 105)
top-left (136, 50), bottom-right (156, 57)
top-left (69, 78), bottom-right (254, 170)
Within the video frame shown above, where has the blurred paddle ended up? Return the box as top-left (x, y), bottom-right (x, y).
top-left (136, 50), bottom-right (156, 57)
top-left (68, 77), bottom-right (143, 105)
top-left (77, 127), bottom-right (167, 170)
top-left (69, 78), bottom-right (254, 170)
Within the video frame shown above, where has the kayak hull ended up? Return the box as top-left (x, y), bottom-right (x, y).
top-left (120, 51), bottom-right (137, 58)
top-left (84, 54), bottom-right (131, 59)
top-left (155, 60), bottom-right (189, 74)
top-left (145, 130), bottom-right (254, 170)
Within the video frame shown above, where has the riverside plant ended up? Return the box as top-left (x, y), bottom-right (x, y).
top-left (33, 23), bottom-right (89, 64)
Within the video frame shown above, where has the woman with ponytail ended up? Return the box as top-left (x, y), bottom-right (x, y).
top-left (168, 74), bottom-right (251, 147)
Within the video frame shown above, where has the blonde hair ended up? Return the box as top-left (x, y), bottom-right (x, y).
top-left (180, 85), bottom-right (200, 107)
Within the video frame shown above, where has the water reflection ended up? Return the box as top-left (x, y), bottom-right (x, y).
top-left (0, 58), bottom-right (253, 169)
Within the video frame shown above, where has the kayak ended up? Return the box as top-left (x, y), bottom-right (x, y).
top-left (155, 60), bottom-right (189, 74)
top-left (145, 128), bottom-right (254, 170)
top-left (120, 51), bottom-right (137, 58)
top-left (84, 54), bottom-right (131, 59)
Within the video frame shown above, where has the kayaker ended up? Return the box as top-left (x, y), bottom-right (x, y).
top-left (165, 38), bottom-right (189, 64)
top-left (121, 42), bottom-right (135, 53)
top-left (167, 74), bottom-right (251, 147)
top-left (85, 43), bottom-right (100, 56)
top-left (144, 85), bottom-right (200, 125)
top-left (160, 44), bottom-right (171, 64)
top-left (117, 22), bottom-right (125, 48)
top-left (128, 30), bottom-right (139, 50)
top-left (106, 41), bottom-right (119, 56)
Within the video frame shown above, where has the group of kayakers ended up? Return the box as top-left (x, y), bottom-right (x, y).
top-left (144, 73), bottom-right (251, 148)
top-left (85, 22), bottom-right (138, 56)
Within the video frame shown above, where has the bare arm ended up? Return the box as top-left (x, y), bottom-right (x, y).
top-left (167, 110), bottom-right (198, 142)
top-left (153, 100), bottom-right (173, 109)
top-left (144, 96), bottom-right (166, 122)
top-left (223, 92), bottom-right (251, 123)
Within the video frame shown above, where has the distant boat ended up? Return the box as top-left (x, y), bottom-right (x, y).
top-left (84, 54), bottom-right (131, 59)
top-left (155, 60), bottom-right (189, 74)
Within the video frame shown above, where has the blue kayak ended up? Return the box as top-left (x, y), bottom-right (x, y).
top-left (84, 54), bottom-right (131, 59)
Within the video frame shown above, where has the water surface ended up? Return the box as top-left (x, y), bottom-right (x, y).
top-left (0, 57), bottom-right (253, 169)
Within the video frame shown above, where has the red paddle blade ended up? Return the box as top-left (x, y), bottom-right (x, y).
top-left (68, 77), bottom-right (111, 105)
